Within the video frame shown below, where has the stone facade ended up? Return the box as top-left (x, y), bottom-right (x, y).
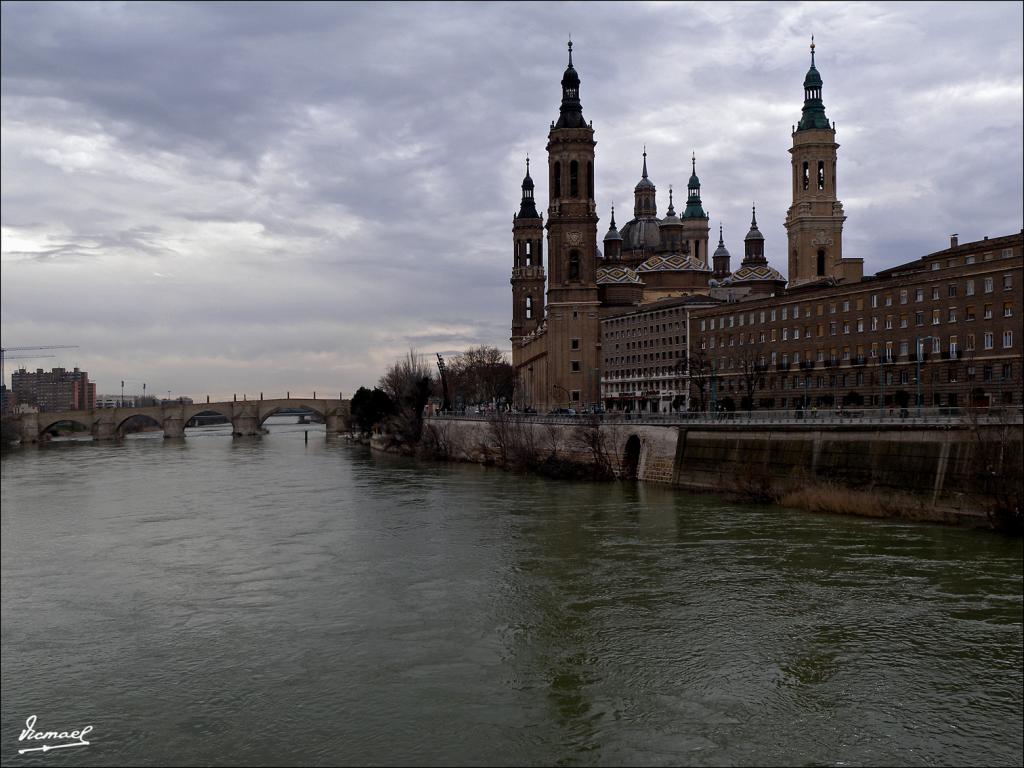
top-left (691, 232), bottom-right (1023, 410)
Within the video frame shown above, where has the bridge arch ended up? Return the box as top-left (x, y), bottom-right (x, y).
top-left (115, 413), bottom-right (164, 437)
top-left (39, 417), bottom-right (94, 441)
top-left (257, 403), bottom-right (326, 427)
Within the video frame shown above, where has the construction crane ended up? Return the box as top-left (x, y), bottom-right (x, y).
top-left (1, 345), bottom-right (79, 388)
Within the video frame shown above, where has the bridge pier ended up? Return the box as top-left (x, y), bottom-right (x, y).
top-left (92, 412), bottom-right (116, 441)
top-left (162, 415), bottom-right (185, 438)
top-left (232, 402), bottom-right (262, 437)
top-left (19, 412), bottom-right (39, 444)
top-left (325, 410), bottom-right (349, 434)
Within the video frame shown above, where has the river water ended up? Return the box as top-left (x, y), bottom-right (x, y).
top-left (2, 418), bottom-right (1021, 766)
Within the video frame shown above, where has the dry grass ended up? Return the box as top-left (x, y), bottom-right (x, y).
top-left (778, 483), bottom-right (939, 521)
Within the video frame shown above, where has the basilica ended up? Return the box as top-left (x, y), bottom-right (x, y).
top-left (511, 40), bottom-right (856, 410)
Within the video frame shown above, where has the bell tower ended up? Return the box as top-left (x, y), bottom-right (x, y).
top-left (681, 153), bottom-right (711, 266)
top-left (785, 38), bottom-right (860, 286)
top-left (511, 158), bottom-right (545, 345)
top-left (545, 40), bottom-right (601, 410)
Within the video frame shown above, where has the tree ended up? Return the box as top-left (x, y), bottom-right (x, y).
top-left (447, 345), bottom-right (517, 409)
top-left (350, 386), bottom-right (394, 434)
top-left (379, 349), bottom-right (434, 445)
top-left (686, 349), bottom-right (712, 412)
top-left (735, 345), bottom-right (766, 411)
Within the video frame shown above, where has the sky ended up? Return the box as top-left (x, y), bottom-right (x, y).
top-left (2, 1), bottom-right (1022, 401)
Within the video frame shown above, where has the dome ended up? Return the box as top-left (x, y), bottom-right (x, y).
top-left (637, 253), bottom-right (711, 273)
top-left (635, 176), bottom-right (655, 192)
top-left (803, 64), bottom-right (822, 89)
top-left (596, 266), bottom-right (643, 285)
top-left (731, 263), bottom-right (785, 284)
top-left (713, 240), bottom-right (731, 259)
top-left (619, 218), bottom-right (662, 250)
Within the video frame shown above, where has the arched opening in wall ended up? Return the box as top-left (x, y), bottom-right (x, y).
top-left (569, 160), bottom-right (579, 198)
top-left (259, 405), bottom-right (325, 432)
top-left (117, 414), bottom-right (164, 439)
top-left (587, 162), bottom-right (594, 200)
top-left (40, 419), bottom-right (93, 442)
top-left (622, 434), bottom-right (641, 480)
top-left (817, 249), bottom-right (826, 276)
top-left (526, 296), bottom-right (534, 320)
top-left (185, 409), bottom-right (232, 434)
top-left (568, 249), bottom-right (580, 281)
top-left (553, 162), bottom-right (561, 199)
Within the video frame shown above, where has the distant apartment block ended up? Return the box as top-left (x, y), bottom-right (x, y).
top-left (10, 367), bottom-right (96, 412)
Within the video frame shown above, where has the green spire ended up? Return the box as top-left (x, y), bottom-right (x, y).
top-left (797, 36), bottom-right (831, 131)
top-left (681, 152), bottom-right (706, 219)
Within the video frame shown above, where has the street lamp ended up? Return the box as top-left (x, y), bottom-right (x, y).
top-left (916, 335), bottom-right (933, 417)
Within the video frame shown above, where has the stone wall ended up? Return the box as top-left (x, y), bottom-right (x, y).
top-left (413, 416), bottom-right (1022, 524)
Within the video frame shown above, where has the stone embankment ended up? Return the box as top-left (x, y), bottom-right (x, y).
top-left (387, 415), bottom-right (1023, 529)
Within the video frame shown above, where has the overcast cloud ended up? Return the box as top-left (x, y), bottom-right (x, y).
top-left (2, 1), bottom-right (1021, 400)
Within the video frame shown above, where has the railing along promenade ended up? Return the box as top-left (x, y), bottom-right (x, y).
top-left (427, 407), bottom-right (1024, 429)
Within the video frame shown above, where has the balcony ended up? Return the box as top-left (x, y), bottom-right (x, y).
top-left (854, 356), bottom-right (868, 366)
top-left (799, 360), bottom-right (815, 371)
top-left (776, 362), bottom-right (791, 371)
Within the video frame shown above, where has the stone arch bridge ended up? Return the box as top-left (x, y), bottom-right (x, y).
top-left (13, 398), bottom-right (350, 443)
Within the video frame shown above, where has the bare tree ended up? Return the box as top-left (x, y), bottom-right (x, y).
top-left (379, 348), bottom-right (434, 446)
top-left (735, 345), bottom-right (766, 411)
top-left (686, 349), bottom-right (712, 413)
top-left (448, 345), bottom-right (517, 410)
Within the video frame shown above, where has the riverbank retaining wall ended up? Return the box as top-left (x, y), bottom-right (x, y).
top-left (402, 417), bottom-right (1023, 524)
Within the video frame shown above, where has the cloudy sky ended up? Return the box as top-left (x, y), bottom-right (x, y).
top-left (2, 1), bottom-right (1021, 400)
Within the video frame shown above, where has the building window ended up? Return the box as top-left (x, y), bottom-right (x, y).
top-left (915, 288), bottom-right (924, 302)
top-left (568, 249), bottom-right (580, 280)
top-left (569, 160), bottom-right (579, 198)
top-left (948, 308), bottom-right (956, 323)
top-left (984, 332), bottom-right (994, 350)
top-left (984, 277), bottom-right (994, 293)
top-left (932, 287), bottom-right (940, 300)
top-left (571, 361), bottom-right (580, 372)
top-left (871, 317), bottom-right (878, 331)
top-left (871, 294), bottom-right (878, 308)
top-left (965, 306), bottom-right (975, 321)
top-left (915, 312), bottom-right (924, 326)
top-left (553, 161), bottom-right (561, 198)
top-left (932, 309), bottom-right (940, 325)
top-left (1004, 302), bottom-right (1013, 318)
top-left (571, 390), bottom-right (580, 402)
top-left (802, 161), bottom-right (809, 190)
top-left (984, 304), bottom-right (993, 320)
top-left (818, 160), bottom-right (825, 190)
top-left (1004, 274), bottom-right (1014, 291)
top-left (570, 338), bottom-right (580, 350)
top-left (1004, 330), bottom-right (1014, 349)
top-left (899, 316), bottom-right (908, 329)
top-left (966, 279), bottom-right (975, 296)
top-left (899, 290), bottom-right (908, 304)
top-left (525, 296), bottom-right (533, 319)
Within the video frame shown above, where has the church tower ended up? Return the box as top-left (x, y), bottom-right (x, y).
top-left (785, 38), bottom-right (861, 286)
top-left (544, 41), bottom-right (601, 409)
top-left (511, 158), bottom-right (545, 345)
top-left (680, 153), bottom-right (711, 266)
